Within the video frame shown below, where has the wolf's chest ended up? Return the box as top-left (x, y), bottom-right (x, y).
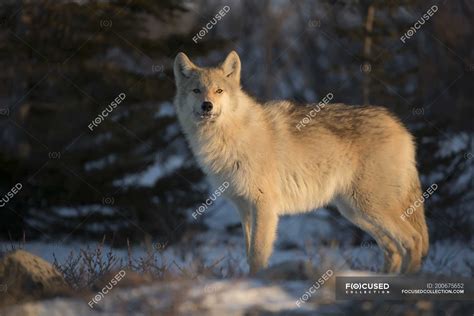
top-left (192, 139), bottom-right (258, 195)
top-left (195, 145), bottom-right (247, 180)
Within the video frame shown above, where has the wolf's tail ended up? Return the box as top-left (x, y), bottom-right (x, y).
top-left (405, 174), bottom-right (430, 258)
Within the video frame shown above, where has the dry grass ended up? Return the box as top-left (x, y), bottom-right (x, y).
top-left (49, 236), bottom-right (244, 290)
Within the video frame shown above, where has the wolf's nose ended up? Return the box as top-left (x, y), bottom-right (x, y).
top-left (201, 101), bottom-right (213, 113)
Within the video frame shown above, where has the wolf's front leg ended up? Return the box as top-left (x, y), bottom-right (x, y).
top-left (249, 204), bottom-right (278, 274)
top-left (237, 208), bottom-right (251, 258)
top-left (233, 198), bottom-right (252, 259)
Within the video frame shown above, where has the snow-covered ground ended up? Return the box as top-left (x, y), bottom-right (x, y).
top-left (1, 199), bottom-right (473, 315)
top-left (2, 277), bottom-right (345, 315)
top-left (1, 200), bottom-right (474, 315)
top-left (4, 199), bottom-right (473, 277)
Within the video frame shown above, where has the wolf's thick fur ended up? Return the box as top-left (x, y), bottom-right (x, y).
top-left (173, 51), bottom-right (429, 274)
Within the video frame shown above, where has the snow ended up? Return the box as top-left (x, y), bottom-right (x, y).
top-left (113, 154), bottom-right (184, 187)
top-left (0, 241), bottom-right (124, 264)
top-left (2, 278), bottom-right (339, 315)
top-left (437, 132), bottom-right (470, 157)
top-left (2, 135), bottom-right (473, 314)
top-left (4, 199), bottom-right (472, 277)
top-left (155, 101), bottom-right (175, 117)
top-left (2, 191), bottom-right (473, 315)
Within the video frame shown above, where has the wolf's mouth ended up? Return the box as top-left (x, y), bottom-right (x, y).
top-left (194, 111), bottom-right (219, 122)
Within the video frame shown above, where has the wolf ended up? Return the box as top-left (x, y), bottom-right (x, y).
top-left (173, 51), bottom-right (429, 275)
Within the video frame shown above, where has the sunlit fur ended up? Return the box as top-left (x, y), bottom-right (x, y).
top-left (174, 51), bottom-right (429, 274)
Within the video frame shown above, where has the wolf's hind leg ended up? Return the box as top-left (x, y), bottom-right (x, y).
top-left (385, 213), bottom-right (423, 273)
top-left (359, 211), bottom-right (422, 274)
top-left (336, 200), bottom-right (403, 273)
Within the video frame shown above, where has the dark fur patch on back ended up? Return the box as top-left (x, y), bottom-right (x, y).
top-left (286, 103), bottom-right (401, 140)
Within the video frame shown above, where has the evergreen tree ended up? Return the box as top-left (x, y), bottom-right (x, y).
top-left (318, 0), bottom-right (474, 242)
top-left (0, 0), bottom-right (221, 244)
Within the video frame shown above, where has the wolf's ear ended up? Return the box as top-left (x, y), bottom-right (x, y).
top-left (221, 51), bottom-right (241, 83)
top-left (174, 52), bottom-right (196, 82)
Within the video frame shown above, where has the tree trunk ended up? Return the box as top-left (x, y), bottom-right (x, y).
top-left (362, 4), bottom-right (375, 105)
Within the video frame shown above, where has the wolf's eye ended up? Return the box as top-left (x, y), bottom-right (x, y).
top-left (216, 88), bottom-right (223, 94)
top-left (192, 88), bottom-right (201, 94)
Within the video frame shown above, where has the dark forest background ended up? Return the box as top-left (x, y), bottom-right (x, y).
top-left (0, 0), bottom-right (472, 247)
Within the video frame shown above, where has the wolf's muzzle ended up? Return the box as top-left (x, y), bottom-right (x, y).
top-left (201, 101), bottom-right (213, 113)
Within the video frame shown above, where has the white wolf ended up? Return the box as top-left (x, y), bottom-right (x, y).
top-left (173, 51), bottom-right (429, 274)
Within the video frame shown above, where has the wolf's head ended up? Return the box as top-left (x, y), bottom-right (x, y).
top-left (173, 51), bottom-right (241, 125)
